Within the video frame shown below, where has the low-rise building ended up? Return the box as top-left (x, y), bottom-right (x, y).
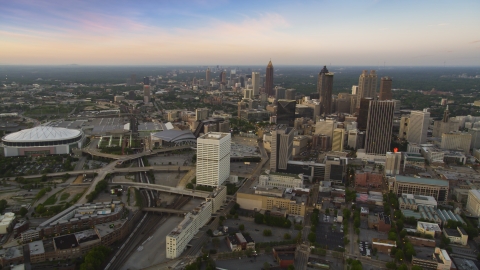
top-left (412, 248), bottom-right (451, 270)
top-left (166, 201), bottom-right (212, 258)
top-left (391, 175), bottom-right (449, 204)
top-left (398, 194), bottom-right (437, 210)
top-left (466, 190), bottom-right (480, 217)
top-left (443, 227), bottom-right (468, 246)
top-left (417, 222), bottom-right (442, 237)
top-left (406, 236), bottom-right (436, 247)
top-left (367, 212), bottom-right (391, 232)
top-left (372, 238), bottom-right (396, 254)
top-left (0, 246), bottom-right (24, 268)
top-left (272, 246), bottom-right (296, 268)
top-left (237, 187), bottom-right (308, 217)
top-left (258, 171), bottom-right (303, 189)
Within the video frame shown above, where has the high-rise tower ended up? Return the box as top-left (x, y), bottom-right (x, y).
top-left (252, 72), bottom-right (260, 96)
top-left (143, 77), bottom-right (150, 103)
top-left (408, 109), bottom-right (430, 144)
top-left (265, 60), bottom-right (274, 96)
top-left (276, 99), bottom-right (296, 127)
top-left (355, 70), bottom-right (377, 110)
top-left (206, 68), bottom-right (211, 84)
top-left (379, 77), bottom-right (393, 100)
top-left (270, 124), bottom-right (294, 172)
top-left (196, 132), bottom-right (231, 187)
top-left (364, 100), bottom-right (395, 154)
top-left (317, 66), bottom-right (334, 116)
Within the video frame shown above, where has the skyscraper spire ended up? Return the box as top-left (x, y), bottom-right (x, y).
top-left (265, 60), bottom-right (274, 96)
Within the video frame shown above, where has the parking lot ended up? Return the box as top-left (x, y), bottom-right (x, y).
top-left (216, 253), bottom-right (278, 270)
top-left (359, 241), bottom-right (371, 257)
top-left (222, 217), bottom-right (298, 244)
top-left (358, 228), bottom-right (387, 243)
top-left (316, 214), bottom-right (344, 250)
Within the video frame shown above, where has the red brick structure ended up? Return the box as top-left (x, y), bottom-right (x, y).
top-left (355, 172), bottom-right (383, 188)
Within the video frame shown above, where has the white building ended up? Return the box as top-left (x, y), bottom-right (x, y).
top-left (466, 190), bottom-right (480, 217)
top-left (196, 132), bottom-right (231, 187)
top-left (420, 145), bottom-right (445, 164)
top-left (166, 201), bottom-right (212, 258)
top-left (408, 110), bottom-right (430, 144)
top-left (0, 212), bottom-right (15, 234)
top-left (441, 132), bottom-right (472, 154)
top-left (259, 172), bottom-right (303, 189)
top-left (385, 152), bottom-right (402, 176)
top-left (252, 72), bottom-right (260, 96)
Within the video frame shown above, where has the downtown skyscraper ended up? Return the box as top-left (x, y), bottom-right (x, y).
top-left (270, 124), bottom-right (294, 172)
top-left (364, 100), bottom-right (395, 154)
top-left (408, 109), bottom-right (430, 144)
top-left (317, 66), bottom-right (334, 116)
top-left (205, 68), bottom-right (211, 84)
top-left (379, 76), bottom-right (392, 100)
top-left (355, 70), bottom-right (377, 110)
top-left (265, 60), bottom-right (274, 96)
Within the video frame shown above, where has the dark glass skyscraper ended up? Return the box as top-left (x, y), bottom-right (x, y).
top-left (143, 76), bottom-right (150, 85)
top-left (317, 66), bottom-right (334, 116)
top-left (265, 60), bottom-right (274, 96)
top-left (379, 76), bottom-right (393, 100)
top-left (276, 99), bottom-right (296, 127)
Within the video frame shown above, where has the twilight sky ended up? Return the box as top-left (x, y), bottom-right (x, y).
top-left (1, 0), bottom-right (479, 66)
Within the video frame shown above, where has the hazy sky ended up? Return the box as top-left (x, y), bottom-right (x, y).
top-left (1, 0), bottom-right (479, 66)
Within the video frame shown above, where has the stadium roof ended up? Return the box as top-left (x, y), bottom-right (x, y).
top-left (152, 130), bottom-right (196, 142)
top-left (395, 175), bottom-right (448, 187)
top-left (2, 126), bottom-right (82, 142)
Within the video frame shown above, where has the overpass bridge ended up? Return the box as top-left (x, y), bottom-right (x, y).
top-left (113, 182), bottom-right (211, 199)
top-left (142, 207), bottom-right (188, 215)
top-left (8, 165), bottom-right (194, 181)
top-left (82, 145), bottom-right (192, 160)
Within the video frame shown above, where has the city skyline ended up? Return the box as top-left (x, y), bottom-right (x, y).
top-left (1, 0), bottom-right (480, 66)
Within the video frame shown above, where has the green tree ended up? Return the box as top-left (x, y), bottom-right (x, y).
top-left (284, 233), bottom-right (291, 240)
top-left (263, 262), bottom-right (270, 270)
top-left (308, 232), bottom-right (316, 244)
top-left (395, 250), bottom-right (404, 262)
top-left (411, 265), bottom-right (423, 270)
top-left (287, 265), bottom-right (295, 270)
top-left (19, 207), bottom-right (28, 217)
top-left (80, 246), bottom-right (110, 270)
top-left (239, 224), bottom-right (245, 231)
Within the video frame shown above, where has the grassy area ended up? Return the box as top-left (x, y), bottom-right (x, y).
top-left (24, 105), bottom-right (72, 117)
top-left (43, 194), bottom-right (57, 206)
top-left (60, 193), bottom-right (70, 201)
top-left (70, 189), bottom-right (86, 204)
top-left (134, 188), bottom-right (143, 208)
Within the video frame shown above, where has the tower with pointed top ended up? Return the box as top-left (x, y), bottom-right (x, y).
top-left (206, 68), bottom-right (211, 84)
top-left (317, 66), bottom-right (334, 116)
top-left (433, 105), bottom-right (460, 137)
top-left (265, 60), bottom-right (274, 96)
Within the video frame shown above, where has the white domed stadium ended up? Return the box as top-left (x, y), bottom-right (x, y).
top-left (1, 126), bottom-right (85, 157)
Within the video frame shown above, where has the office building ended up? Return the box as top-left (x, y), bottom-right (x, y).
top-left (347, 129), bottom-right (364, 150)
top-left (195, 108), bottom-right (209, 121)
top-left (259, 171), bottom-right (303, 189)
top-left (196, 132), bottom-right (231, 187)
top-left (332, 128), bottom-right (345, 152)
top-left (206, 68), bottom-right (211, 84)
top-left (285, 89), bottom-right (296, 100)
top-left (433, 106), bottom-right (460, 137)
top-left (275, 86), bottom-right (286, 100)
top-left (276, 100), bottom-right (296, 127)
top-left (441, 132), bottom-right (472, 154)
top-left (399, 116), bottom-right (409, 139)
top-left (143, 76), bottom-right (150, 85)
top-left (408, 110), bottom-right (430, 144)
top-left (391, 175), bottom-right (449, 204)
top-left (443, 227), bottom-right (468, 246)
top-left (351, 85), bottom-right (358, 95)
top-left (270, 125), bottom-right (294, 172)
top-left (166, 201), bottom-right (212, 258)
top-left (378, 77), bottom-right (393, 100)
top-left (356, 70), bottom-right (377, 110)
top-left (265, 60), bottom-right (274, 96)
top-left (385, 151), bottom-right (402, 176)
top-left (220, 71), bottom-right (226, 84)
top-left (252, 72), bottom-right (260, 96)
top-left (143, 77), bottom-right (151, 103)
top-left (315, 119), bottom-right (336, 139)
top-left (317, 66), bottom-right (334, 115)
top-left (364, 100), bottom-right (395, 154)
top-left (412, 248), bottom-right (451, 270)
top-left (244, 88), bottom-right (254, 99)
top-left (237, 187), bottom-right (308, 217)
top-left (357, 98), bottom-right (374, 131)
top-left (466, 190), bottom-right (480, 217)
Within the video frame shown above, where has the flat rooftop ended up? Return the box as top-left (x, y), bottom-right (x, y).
top-left (54, 234), bottom-right (79, 250)
top-left (395, 175), bottom-right (448, 187)
top-left (29, 240), bottom-right (45, 256)
top-left (198, 132), bottom-right (230, 140)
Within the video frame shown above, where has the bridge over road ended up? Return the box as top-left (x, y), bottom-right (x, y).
top-left (113, 182), bottom-right (212, 199)
top-left (142, 207), bottom-right (188, 215)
